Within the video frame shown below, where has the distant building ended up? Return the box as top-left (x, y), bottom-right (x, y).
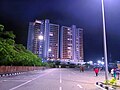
top-left (27, 19), bottom-right (59, 61)
top-left (27, 20), bottom-right (44, 59)
top-left (47, 23), bottom-right (59, 60)
top-left (27, 19), bottom-right (83, 62)
top-left (60, 25), bottom-right (84, 62)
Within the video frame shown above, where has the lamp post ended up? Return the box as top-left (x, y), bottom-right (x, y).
top-left (101, 0), bottom-right (109, 82)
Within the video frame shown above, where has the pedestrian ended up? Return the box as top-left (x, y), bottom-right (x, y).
top-left (117, 72), bottom-right (119, 80)
top-left (111, 68), bottom-right (114, 77)
top-left (81, 66), bottom-right (84, 72)
top-left (113, 68), bottom-right (117, 79)
top-left (108, 67), bottom-right (112, 74)
top-left (94, 68), bottom-right (99, 76)
top-left (80, 66), bottom-right (82, 72)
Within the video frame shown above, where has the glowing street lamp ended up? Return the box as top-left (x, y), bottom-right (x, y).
top-left (101, 61), bottom-right (104, 65)
top-left (38, 35), bottom-right (43, 40)
top-left (89, 61), bottom-right (93, 65)
top-left (97, 60), bottom-right (101, 64)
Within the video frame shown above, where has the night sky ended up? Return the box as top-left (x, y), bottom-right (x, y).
top-left (0, 0), bottom-right (120, 62)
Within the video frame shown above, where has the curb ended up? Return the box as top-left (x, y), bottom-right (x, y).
top-left (96, 82), bottom-right (114, 90)
top-left (0, 69), bottom-right (46, 78)
top-left (0, 72), bottom-right (23, 77)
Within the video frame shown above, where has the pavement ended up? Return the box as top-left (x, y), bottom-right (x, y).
top-left (0, 68), bottom-right (120, 90)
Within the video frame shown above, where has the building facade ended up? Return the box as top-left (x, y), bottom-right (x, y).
top-left (27, 19), bottom-right (59, 61)
top-left (27, 19), bottom-right (83, 62)
top-left (60, 25), bottom-right (84, 62)
top-left (60, 26), bottom-right (72, 61)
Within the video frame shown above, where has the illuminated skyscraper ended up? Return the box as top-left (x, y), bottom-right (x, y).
top-left (60, 25), bottom-right (84, 62)
top-left (27, 19), bottom-right (59, 61)
top-left (27, 20), bottom-right (44, 58)
top-left (27, 19), bottom-right (83, 62)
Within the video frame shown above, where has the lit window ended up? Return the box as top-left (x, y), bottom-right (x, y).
top-left (49, 32), bottom-right (53, 36)
top-left (35, 20), bottom-right (42, 24)
top-left (68, 47), bottom-right (71, 49)
top-left (67, 38), bottom-right (70, 40)
top-left (67, 32), bottom-right (70, 34)
top-left (68, 28), bottom-right (70, 30)
top-left (48, 48), bottom-right (51, 52)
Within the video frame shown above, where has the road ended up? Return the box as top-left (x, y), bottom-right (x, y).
top-left (0, 68), bottom-right (111, 90)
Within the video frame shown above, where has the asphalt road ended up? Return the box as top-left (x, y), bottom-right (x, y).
top-left (0, 68), bottom-right (111, 90)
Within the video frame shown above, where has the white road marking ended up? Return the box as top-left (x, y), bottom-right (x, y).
top-left (77, 84), bottom-right (83, 88)
top-left (9, 69), bottom-right (54, 90)
top-left (60, 69), bottom-right (62, 83)
top-left (59, 87), bottom-right (62, 90)
top-left (60, 79), bottom-right (62, 83)
top-left (95, 84), bottom-right (107, 90)
top-left (9, 79), bottom-right (32, 90)
top-left (2, 80), bottom-right (27, 82)
top-left (71, 72), bottom-right (76, 74)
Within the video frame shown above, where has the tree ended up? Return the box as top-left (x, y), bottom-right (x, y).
top-left (0, 24), bottom-right (42, 66)
top-left (0, 24), bottom-right (4, 32)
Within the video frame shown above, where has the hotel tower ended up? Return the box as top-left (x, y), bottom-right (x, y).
top-left (60, 25), bottom-right (83, 62)
top-left (27, 19), bottom-right (83, 62)
top-left (27, 19), bottom-right (59, 61)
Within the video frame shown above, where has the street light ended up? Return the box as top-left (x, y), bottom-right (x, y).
top-left (89, 61), bottom-right (93, 65)
top-left (101, 0), bottom-right (109, 83)
top-left (38, 35), bottom-right (43, 40)
top-left (101, 61), bottom-right (104, 65)
top-left (97, 60), bottom-right (101, 64)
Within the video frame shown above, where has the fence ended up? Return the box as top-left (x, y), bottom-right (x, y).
top-left (0, 66), bottom-right (45, 74)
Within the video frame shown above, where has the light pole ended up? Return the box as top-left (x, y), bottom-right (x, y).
top-left (101, 0), bottom-right (109, 83)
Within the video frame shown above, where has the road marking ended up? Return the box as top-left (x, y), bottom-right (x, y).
top-left (9, 79), bottom-right (32, 90)
top-left (60, 78), bottom-right (62, 83)
top-left (60, 69), bottom-right (62, 83)
top-left (9, 69), bottom-right (55, 90)
top-left (59, 87), bottom-right (62, 90)
top-left (71, 72), bottom-right (76, 74)
top-left (2, 80), bottom-right (27, 82)
top-left (95, 84), bottom-right (106, 90)
top-left (77, 84), bottom-right (83, 88)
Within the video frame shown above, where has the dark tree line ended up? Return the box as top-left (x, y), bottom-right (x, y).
top-left (0, 24), bottom-right (42, 66)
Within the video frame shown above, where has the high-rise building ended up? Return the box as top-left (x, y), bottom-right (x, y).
top-left (27, 19), bottom-right (83, 62)
top-left (60, 25), bottom-right (84, 62)
top-left (60, 26), bottom-right (72, 60)
top-left (27, 19), bottom-right (59, 61)
top-left (27, 20), bottom-right (44, 58)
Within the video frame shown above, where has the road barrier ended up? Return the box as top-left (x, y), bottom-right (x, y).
top-left (96, 82), bottom-right (114, 90)
top-left (0, 66), bottom-right (45, 77)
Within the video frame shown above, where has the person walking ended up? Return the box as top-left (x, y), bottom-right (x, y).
top-left (94, 68), bottom-right (99, 76)
top-left (113, 68), bottom-right (117, 79)
top-left (81, 66), bottom-right (84, 72)
top-left (111, 68), bottom-right (114, 77)
top-left (80, 65), bottom-right (84, 72)
top-left (80, 66), bottom-right (82, 72)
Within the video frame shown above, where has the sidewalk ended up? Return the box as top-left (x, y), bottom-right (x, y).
top-left (96, 72), bottom-right (120, 90)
